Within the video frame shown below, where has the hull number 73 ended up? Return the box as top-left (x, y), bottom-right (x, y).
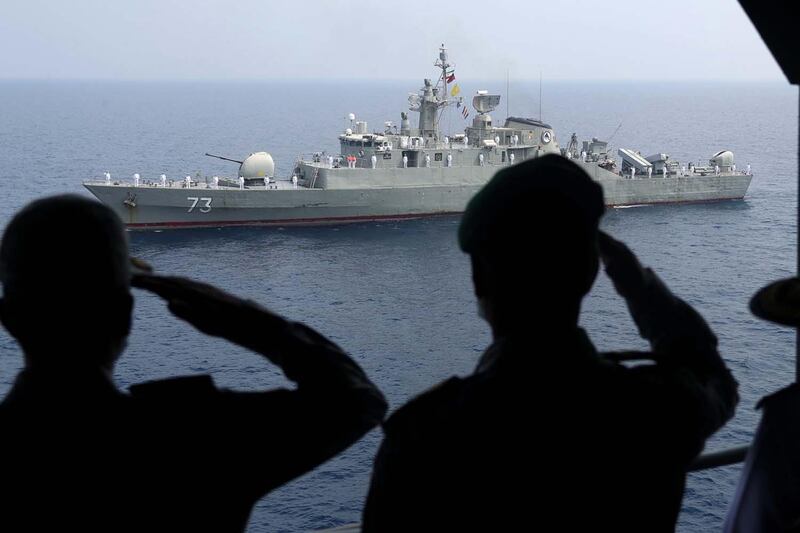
top-left (187, 197), bottom-right (212, 213)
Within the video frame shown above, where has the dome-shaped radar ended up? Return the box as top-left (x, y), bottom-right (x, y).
top-left (709, 150), bottom-right (734, 170)
top-left (239, 152), bottom-right (275, 179)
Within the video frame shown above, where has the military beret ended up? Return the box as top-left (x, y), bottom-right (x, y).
top-left (458, 154), bottom-right (605, 254)
top-left (750, 277), bottom-right (800, 327)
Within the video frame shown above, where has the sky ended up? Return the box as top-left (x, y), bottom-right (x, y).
top-left (0, 0), bottom-right (785, 81)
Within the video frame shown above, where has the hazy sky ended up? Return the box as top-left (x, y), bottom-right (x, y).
top-left (0, 0), bottom-right (785, 81)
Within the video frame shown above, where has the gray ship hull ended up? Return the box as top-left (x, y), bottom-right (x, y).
top-left (85, 181), bottom-right (480, 229)
top-left (578, 162), bottom-right (753, 206)
top-left (84, 163), bottom-right (752, 230)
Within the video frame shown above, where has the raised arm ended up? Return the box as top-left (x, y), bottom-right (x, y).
top-left (133, 274), bottom-right (387, 493)
top-left (598, 231), bottom-right (738, 442)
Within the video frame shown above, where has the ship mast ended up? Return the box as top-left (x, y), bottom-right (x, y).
top-left (409, 45), bottom-right (462, 141)
top-left (434, 44), bottom-right (460, 140)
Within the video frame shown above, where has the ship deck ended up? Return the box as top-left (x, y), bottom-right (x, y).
top-left (84, 179), bottom-right (304, 191)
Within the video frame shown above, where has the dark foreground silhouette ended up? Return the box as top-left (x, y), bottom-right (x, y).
top-left (725, 278), bottom-right (800, 532)
top-left (0, 195), bottom-right (387, 531)
top-left (363, 155), bottom-right (739, 533)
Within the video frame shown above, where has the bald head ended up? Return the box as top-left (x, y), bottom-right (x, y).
top-left (0, 195), bottom-right (132, 367)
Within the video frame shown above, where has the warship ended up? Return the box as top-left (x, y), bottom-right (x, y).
top-left (84, 46), bottom-right (753, 229)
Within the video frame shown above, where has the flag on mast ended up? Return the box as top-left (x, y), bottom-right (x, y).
top-left (450, 84), bottom-right (461, 97)
top-left (462, 106), bottom-right (469, 119)
top-left (446, 71), bottom-right (456, 83)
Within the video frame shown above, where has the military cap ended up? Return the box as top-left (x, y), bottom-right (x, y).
top-left (750, 277), bottom-right (800, 327)
top-left (458, 154), bottom-right (605, 254)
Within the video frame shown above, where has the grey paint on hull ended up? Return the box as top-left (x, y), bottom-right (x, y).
top-left (84, 182), bottom-right (483, 228)
top-left (577, 162), bottom-right (754, 205)
top-left (84, 164), bottom-right (752, 230)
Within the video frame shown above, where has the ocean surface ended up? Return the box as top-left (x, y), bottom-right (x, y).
top-left (0, 79), bottom-right (797, 531)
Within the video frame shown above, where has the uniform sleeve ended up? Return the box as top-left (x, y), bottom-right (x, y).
top-left (613, 268), bottom-right (739, 460)
top-left (222, 320), bottom-right (387, 497)
top-left (131, 318), bottom-right (387, 502)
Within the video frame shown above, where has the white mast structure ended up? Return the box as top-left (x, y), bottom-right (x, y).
top-left (434, 44), bottom-right (463, 142)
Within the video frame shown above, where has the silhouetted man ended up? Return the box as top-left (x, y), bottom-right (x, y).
top-left (725, 277), bottom-right (800, 532)
top-left (0, 195), bottom-right (386, 531)
top-left (363, 155), bottom-right (738, 532)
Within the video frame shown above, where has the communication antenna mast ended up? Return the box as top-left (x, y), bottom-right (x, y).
top-left (506, 69), bottom-right (510, 119)
top-left (434, 43), bottom-right (461, 138)
top-left (539, 70), bottom-right (542, 121)
top-left (607, 122), bottom-right (623, 142)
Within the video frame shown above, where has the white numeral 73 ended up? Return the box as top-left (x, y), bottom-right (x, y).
top-left (187, 197), bottom-right (212, 213)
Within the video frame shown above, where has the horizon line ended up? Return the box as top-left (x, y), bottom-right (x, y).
top-left (0, 76), bottom-right (789, 84)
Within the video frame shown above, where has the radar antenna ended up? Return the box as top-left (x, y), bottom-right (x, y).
top-left (472, 91), bottom-right (501, 115)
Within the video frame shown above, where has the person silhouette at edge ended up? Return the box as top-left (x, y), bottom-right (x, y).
top-left (724, 278), bottom-right (800, 532)
top-left (0, 195), bottom-right (387, 531)
top-left (362, 154), bottom-right (738, 532)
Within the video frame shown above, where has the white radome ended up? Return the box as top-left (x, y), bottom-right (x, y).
top-left (709, 150), bottom-right (735, 170)
top-left (239, 152), bottom-right (275, 179)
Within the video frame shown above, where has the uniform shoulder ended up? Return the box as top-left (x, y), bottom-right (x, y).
top-left (384, 376), bottom-right (468, 436)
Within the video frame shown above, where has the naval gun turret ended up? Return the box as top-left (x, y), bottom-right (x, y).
top-left (206, 151), bottom-right (275, 186)
top-left (709, 150), bottom-right (735, 172)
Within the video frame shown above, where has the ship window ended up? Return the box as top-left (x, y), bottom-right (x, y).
top-left (434, 153), bottom-right (442, 161)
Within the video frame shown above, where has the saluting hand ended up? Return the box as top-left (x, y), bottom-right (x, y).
top-left (597, 231), bottom-right (649, 300)
top-left (132, 274), bottom-right (281, 348)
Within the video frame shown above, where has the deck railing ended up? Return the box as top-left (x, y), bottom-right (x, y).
top-left (688, 445), bottom-right (749, 472)
top-left (313, 445), bottom-right (753, 532)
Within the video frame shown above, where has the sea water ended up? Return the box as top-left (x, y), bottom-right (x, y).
top-left (0, 80), bottom-right (797, 531)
